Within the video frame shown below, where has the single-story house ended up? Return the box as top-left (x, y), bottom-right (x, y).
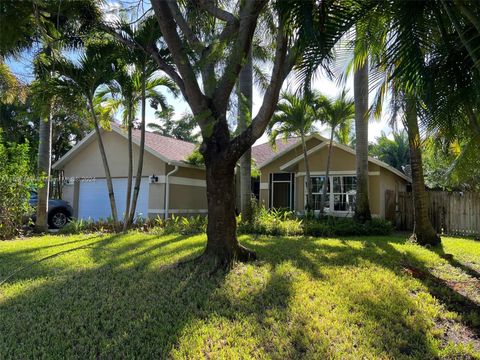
top-left (54, 126), bottom-right (410, 221)
top-left (53, 123), bottom-right (208, 220)
top-left (251, 134), bottom-right (411, 219)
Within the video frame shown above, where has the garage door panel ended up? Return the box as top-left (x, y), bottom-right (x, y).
top-left (78, 178), bottom-right (149, 221)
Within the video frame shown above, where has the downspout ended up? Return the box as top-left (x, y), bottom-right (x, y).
top-left (165, 164), bottom-right (179, 219)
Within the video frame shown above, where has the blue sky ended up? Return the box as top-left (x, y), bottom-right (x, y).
top-left (5, 0), bottom-right (399, 145)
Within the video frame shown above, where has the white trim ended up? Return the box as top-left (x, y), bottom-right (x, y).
top-left (148, 209), bottom-right (208, 214)
top-left (295, 171), bottom-right (380, 176)
top-left (279, 143), bottom-right (327, 171)
top-left (260, 182), bottom-right (269, 190)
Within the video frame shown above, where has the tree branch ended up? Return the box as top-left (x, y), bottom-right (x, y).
top-left (213, 0), bottom-right (267, 114)
top-left (151, 0), bottom-right (209, 120)
top-left (167, 0), bottom-right (204, 53)
top-left (229, 17), bottom-right (296, 161)
top-left (99, 23), bottom-right (188, 99)
top-left (194, 0), bottom-right (236, 22)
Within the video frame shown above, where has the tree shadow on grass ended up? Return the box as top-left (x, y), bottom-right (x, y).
top-left (1, 233), bottom-right (479, 358)
top-left (0, 234), bottom-right (220, 358)
top-left (433, 244), bottom-right (480, 281)
top-left (243, 235), bottom-right (480, 353)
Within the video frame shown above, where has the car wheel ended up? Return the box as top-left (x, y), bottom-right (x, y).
top-left (48, 209), bottom-right (70, 229)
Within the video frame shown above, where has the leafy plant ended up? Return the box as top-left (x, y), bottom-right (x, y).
top-left (0, 136), bottom-right (36, 239)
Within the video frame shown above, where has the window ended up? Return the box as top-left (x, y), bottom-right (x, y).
top-left (332, 176), bottom-right (356, 211)
top-left (307, 175), bottom-right (356, 212)
top-left (310, 176), bottom-right (329, 211)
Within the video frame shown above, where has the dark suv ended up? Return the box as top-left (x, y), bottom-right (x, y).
top-left (29, 192), bottom-right (73, 229)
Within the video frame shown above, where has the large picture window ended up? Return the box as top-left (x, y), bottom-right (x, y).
top-left (307, 175), bottom-right (356, 212)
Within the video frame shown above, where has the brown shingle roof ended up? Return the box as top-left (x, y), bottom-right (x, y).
top-left (252, 138), bottom-right (299, 167)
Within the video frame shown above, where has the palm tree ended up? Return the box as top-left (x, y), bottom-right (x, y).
top-left (268, 92), bottom-right (317, 212)
top-left (1, 0), bottom-right (101, 232)
top-left (99, 62), bottom-right (177, 229)
top-left (334, 117), bottom-right (354, 146)
top-left (315, 90), bottom-right (355, 215)
top-left (51, 42), bottom-right (119, 227)
top-left (353, 54), bottom-right (371, 222)
top-left (103, 15), bottom-right (178, 229)
top-left (369, 131), bottom-right (410, 171)
top-left (149, 108), bottom-right (198, 142)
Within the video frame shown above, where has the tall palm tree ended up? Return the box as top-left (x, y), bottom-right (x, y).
top-left (103, 15), bottom-right (178, 229)
top-left (1, 0), bottom-right (101, 232)
top-left (99, 63), bottom-right (177, 229)
top-left (268, 92), bottom-right (317, 212)
top-left (51, 42), bottom-right (119, 227)
top-left (315, 90), bottom-right (355, 215)
top-left (353, 55), bottom-right (371, 222)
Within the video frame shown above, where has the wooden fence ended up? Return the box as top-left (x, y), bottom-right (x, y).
top-left (390, 191), bottom-right (480, 237)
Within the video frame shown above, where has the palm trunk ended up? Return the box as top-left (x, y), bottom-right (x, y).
top-left (123, 105), bottom-right (134, 232)
top-left (353, 55), bottom-right (371, 222)
top-left (301, 133), bottom-right (313, 212)
top-left (87, 96), bottom-right (119, 227)
top-left (319, 127), bottom-right (335, 215)
top-left (35, 113), bottom-right (52, 232)
top-left (405, 97), bottom-right (440, 246)
top-left (129, 67), bottom-right (147, 225)
top-left (238, 50), bottom-right (253, 222)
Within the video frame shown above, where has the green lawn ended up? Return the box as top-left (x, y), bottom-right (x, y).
top-left (0, 232), bottom-right (479, 359)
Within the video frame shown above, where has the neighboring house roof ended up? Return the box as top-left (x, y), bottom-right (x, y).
top-left (253, 133), bottom-right (411, 182)
top-left (53, 123), bottom-right (199, 170)
top-left (252, 138), bottom-right (299, 168)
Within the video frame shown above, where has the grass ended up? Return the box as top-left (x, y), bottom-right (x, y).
top-left (0, 232), bottom-right (479, 359)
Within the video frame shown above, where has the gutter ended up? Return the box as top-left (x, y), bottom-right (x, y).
top-left (165, 164), bottom-right (179, 219)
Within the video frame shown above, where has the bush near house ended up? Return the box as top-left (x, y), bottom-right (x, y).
top-left (60, 206), bottom-right (392, 238)
top-left (0, 138), bottom-right (36, 240)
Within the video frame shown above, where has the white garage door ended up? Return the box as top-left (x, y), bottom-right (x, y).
top-left (78, 178), bottom-right (149, 221)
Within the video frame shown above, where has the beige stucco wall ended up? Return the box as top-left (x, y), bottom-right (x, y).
top-left (59, 130), bottom-right (209, 218)
top-left (258, 140), bottom-right (409, 218)
top-left (63, 131), bottom-right (165, 178)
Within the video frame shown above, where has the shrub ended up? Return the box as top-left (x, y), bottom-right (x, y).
top-left (303, 217), bottom-right (393, 237)
top-left (238, 205), bottom-right (303, 236)
top-left (0, 137), bottom-right (36, 240)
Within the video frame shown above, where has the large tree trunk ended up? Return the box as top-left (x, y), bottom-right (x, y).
top-left (35, 113), bottom-right (52, 232)
top-left (405, 98), bottom-right (441, 246)
top-left (87, 96), bottom-right (119, 227)
top-left (203, 160), bottom-right (256, 265)
top-left (201, 121), bottom-right (256, 267)
top-left (301, 133), bottom-right (313, 212)
top-left (238, 50), bottom-right (253, 222)
top-left (319, 127), bottom-right (335, 215)
top-left (353, 56), bottom-right (371, 222)
top-left (129, 68), bottom-right (147, 225)
top-left (123, 106), bottom-right (133, 232)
